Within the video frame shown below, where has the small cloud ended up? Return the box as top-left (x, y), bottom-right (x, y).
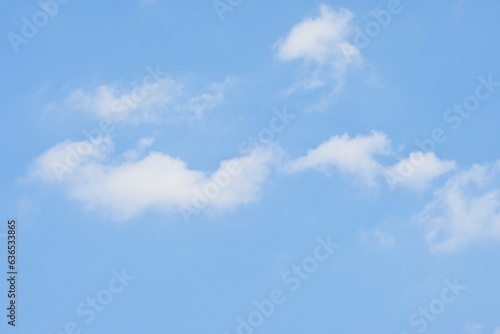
top-left (360, 228), bottom-right (395, 248)
top-left (274, 5), bottom-right (362, 106)
top-left (385, 151), bottom-right (456, 190)
top-left (416, 161), bottom-right (500, 254)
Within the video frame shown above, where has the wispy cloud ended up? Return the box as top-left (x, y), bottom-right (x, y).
top-left (416, 161), bottom-right (500, 254)
top-left (57, 69), bottom-right (234, 122)
top-left (274, 5), bottom-right (362, 104)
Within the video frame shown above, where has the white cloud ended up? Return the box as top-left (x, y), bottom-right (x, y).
top-left (386, 151), bottom-right (456, 190)
top-left (63, 72), bottom-right (233, 122)
top-left (275, 5), bottom-right (362, 97)
top-left (28, 137), bottom-right (280, 221)
top-left (494, 327), bottom-right (500, 334)
top-left (416, 161), bottom-right (500, 254)
top-left (284, 132), bottom-right (390, 186)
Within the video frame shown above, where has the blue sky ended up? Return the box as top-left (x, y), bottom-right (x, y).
top-left (2, 0), bottom-right (500, 333)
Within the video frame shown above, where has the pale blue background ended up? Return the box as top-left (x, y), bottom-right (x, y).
top-left (1, 0), bottom-right (500, 333)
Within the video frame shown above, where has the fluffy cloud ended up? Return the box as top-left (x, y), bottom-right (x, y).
top-left (416, 161), bottom-right (500, 254)
top-left (385, 151), bottom-right (456, 190)
top-left (62, 69), bottom-right (233, 122)
top-left (285, 132), bottom-right (456, 189)
top-left (284, 132), bottom-right (391, 186)
top-left (28, 137), bottom-right (281, 221)
top-left (275, 5), bottom-right (362, 97)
